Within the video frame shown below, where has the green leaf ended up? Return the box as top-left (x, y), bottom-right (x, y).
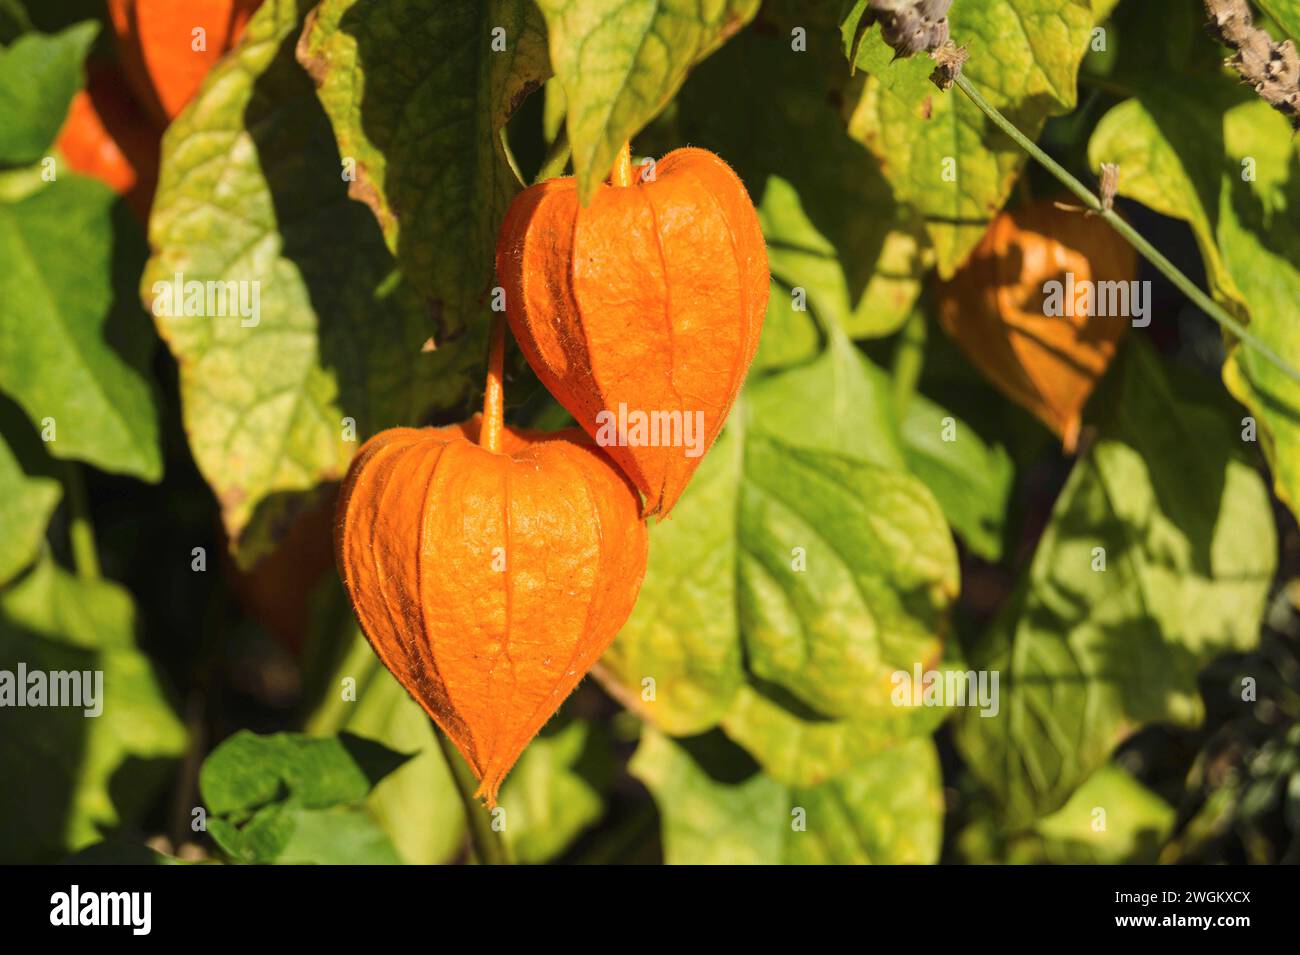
top-left (630, 728), bottom-right (942, 864)
top-left (143, 0), bottom-right (482, 566)
top-left (270, 806), bottom-right (403, 864)
top-left (537, 0), bottom-right (759, 204)
top-left (298, 0), bottom-right (550, 333)
top-left (757, 314), bottom-right (1012, 560)
top-left (956, 341), bottom-right (1276, 823)
top-left (752, 279), bottom-right (820, 373)
top-left (955, 762), bottom-right (1175, 863)
top-left (199, 728), bottom-right (408, 865)
top-left (603, 420), bottom-right (745, 734)
top-left (199, 730), bottom-right (410, 818)
top-left (667, 11), bottom-right (928, 338)
top-left (844, 0), bottom-right (1119, 276)
top-left (0, 556), bottom-right (186, 862)
top-left (303, 614), bottom-right (467, 865)
top-left (603, 344), bottom-right (959, 785)
top-left (0, 21), bottom-right (96, 166)
top-left (0, 0), bottom-right (34, 45)
top-left (0, 176), bottom-right (161, 480)
top-left (0, 408), bottom-right (60, 585)
top-left (1024, 764), bottom-right (1174, 864)
top-left (1258, 0), bottom-right (1300, 41)
top-left (1088, 81), bottom-right (1300, 525)
top-left (902, 391), bottom-right (1014, 562)
top-left (305, 599), bottom-right (614, 864)
top-left (499, 719), bottom-right (612, 864)
top-left (747, 322), bottom-right (904, 470)
top-left (214, 804), bottom-right (403, 865)
top-left (719, 680), bottom-right (947, 788)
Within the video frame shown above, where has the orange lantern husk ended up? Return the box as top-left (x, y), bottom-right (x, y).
top-left (936, 200), bottom-right (1139, 452)
top-left (495, 146), bottom-right (769, 517)
top-left (334, 320), bottom-right (648, 806)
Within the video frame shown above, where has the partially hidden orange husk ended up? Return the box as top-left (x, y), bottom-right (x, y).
top-left (334, 416), bottom-right (648, 806)
top-left (107, 0), bottom-right (262, 125)
top-left (55, 63), bottom-right (160, 220)
top-left (495, 146), bottom-right (769, 516)
top-left (935, 200), bottom-right (1138, 452)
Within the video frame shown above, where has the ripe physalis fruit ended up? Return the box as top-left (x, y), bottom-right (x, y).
top-left (935, 200), bottom-right (1138, 452)
top-left (107, 0), bottom-right (262, 125)
top-left (334, 321), bottom-right (648, 806)
top-left (496, 144), bottom-right (769, 517)
top-left (55, 64), bottom-right (160, 220)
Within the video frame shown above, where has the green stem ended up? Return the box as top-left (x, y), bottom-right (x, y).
top-left (433, 725), bottom-right (510, 865)
top-left (954, 72), bottom-right (1300, 387)
top-left (534, 123), bottom-right (571, 184)
top-left (892, 308), bottom-right (927, 416)
top-left (63, 463), bottom-right (100, 580)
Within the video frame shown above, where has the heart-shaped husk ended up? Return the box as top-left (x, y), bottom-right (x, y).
top-left (336, 419), bottom-right (647, 805)
top-left (495, 146), bottom-right (769, 516)
top-left (335, 321), bottom-right (648, 806)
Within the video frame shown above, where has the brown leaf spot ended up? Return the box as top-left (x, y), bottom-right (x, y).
top-left (294, 8), bottom-right (328, 89)
top-left (346, 166), bottom-right (397, 236)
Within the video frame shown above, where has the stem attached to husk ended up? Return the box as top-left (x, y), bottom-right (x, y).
top-left (952, 71), bottom-right (1300, 387)
top-left (536, 123), bottom-right (572, 182)
top-left (611, 141), bottom-right (633, 187)
top-left (480, 314), bottom-right (506, 454)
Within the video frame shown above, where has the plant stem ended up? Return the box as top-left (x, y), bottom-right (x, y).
top-left (611, 141), bottom-right (633, 187)
top-left (535, 123), bottom-right (571, 183)
top-left (63, 463), bottom-right (100, 580)
top-left (433, 726), bottom-right (509, 865)
top-left (953, 72), bottom-right (1300, 387)
top-left (892, 308), bottom-right (927, 416)
top-left (480, 314), bottom-right (506, 454)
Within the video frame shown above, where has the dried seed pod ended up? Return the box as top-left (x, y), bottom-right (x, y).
top-left (936, 201), bottom-right (1139, 452)
top-left (1205, 0), bottom-right (1300, 129)
top-left (495, 146), bottom-right (769, 516)
top-left (335, 417), bottom-right (648, 806)
top-left (867, 0), bottom-right (952, 60)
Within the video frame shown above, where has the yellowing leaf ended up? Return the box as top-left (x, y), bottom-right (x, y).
top-left (845, 0), bottom-right (1119, 275)
top-left (630, 728), bottom-right (943, 864)
top-left (298, 0), bottom-right (550, 336)
top-left (143, 0), bottom-right (481, 566)
top-left (538, 0), bottom-right (758, 203)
